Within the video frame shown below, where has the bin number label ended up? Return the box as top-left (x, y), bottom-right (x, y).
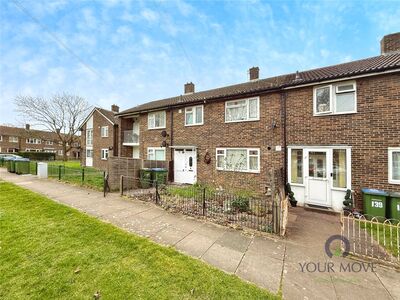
top-left (371, 200), bottom-right (383, 208)
top-left (397, 204), bottom-right (400, 212)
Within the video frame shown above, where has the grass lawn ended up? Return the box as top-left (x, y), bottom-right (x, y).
top-left (0, 181), bottom-right (278, 300)
top-left (360, 221), bottom-right (399, 257)
top-left (30, 160), bottom-right (104, 191)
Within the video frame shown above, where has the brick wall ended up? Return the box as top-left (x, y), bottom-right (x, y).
top-left (81, 110), bottom-right (117, 170)
top-left (286, 73), bottom-right (400, 207)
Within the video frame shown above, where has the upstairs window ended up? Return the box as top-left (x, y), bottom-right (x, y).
top-left (225, 97), bottom-right (259, 122)
top-left (45, 140), bottom-right (53, 145)
top-left (389, 148), bottom-right (400, 184)
top-left (148, 111), bottom-right (166, 129)
top-left (9, 136), bottom-right (18, 143)
top-left (101, 148), bottom-right (109, 160)
top-left (86, 129), bottom-right (93, 146)
top-left (314, 81), bottom-right (356, 115)
top-left (101, 126), bottom-right (109, 137)
top-left (185, 105), bottom-right (203, 126)
top-left (26, 138), bottom-right (41, 144)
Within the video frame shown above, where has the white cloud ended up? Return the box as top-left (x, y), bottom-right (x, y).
top-left (141, 9), bottom-right (159, 22)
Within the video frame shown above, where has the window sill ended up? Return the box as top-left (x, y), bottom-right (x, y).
top-left (389, 180), bottom-right (400, 185)
top-left (289, 183), bottom-right (304, 187)
top-left (331, 187), bottom-right (349, 191)
top-left (101, 158), bottom-right (108, 161)
top-left (224, 118), bottom-right (260, 124)
top-left (185, 123), bottom-right (204, 127)
top-left (148, 127), bottom-right (166, 130)
top-left (313, 111), bottom-right (357, 117)
top-left (216, 168), bottom-right (260, 174)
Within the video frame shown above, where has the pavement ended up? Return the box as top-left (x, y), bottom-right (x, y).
top-left (1, 168), bottom-right (399, 300)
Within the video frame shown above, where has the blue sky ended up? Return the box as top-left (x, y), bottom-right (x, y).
top-left (1, 0), bottom-right (399, 127)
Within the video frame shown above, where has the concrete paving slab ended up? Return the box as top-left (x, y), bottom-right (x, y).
top-left (175, 231), bottom-right (217, 258)
top-left (151, 226), bottom-right (192, 246)
top-left (201, 243), bottom-right (244, 274)
top-left (246, 236), bottom-right (285, 261)
top-left (236, 241), bottom-right (283, 293)
top-left (193, 222), bottom-right (227, 240)
top-left (135, 206), bottom-right (166, 220)
top-left (216, 229), bottom-right (252, 253)
top-left (375, 266), bottom-right (400, 300)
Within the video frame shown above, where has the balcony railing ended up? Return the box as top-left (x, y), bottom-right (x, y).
top-left (123, 130), bottom-right (139, 145)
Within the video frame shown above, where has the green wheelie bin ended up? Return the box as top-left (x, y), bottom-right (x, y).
top-left (361, 188), bottom-right (388, 220)
top-left (5, 158), bottom-right (16, 173)
top-left (151, 168), bottom-right (168, 185)
top-left (15, 158), bottom-right (30, 175)
top-left (140, 168), bottom-right (152, 188)
top-left (388, 191), bottom-right (400, 223)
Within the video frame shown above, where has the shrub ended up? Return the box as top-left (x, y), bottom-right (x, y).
top-left (231, 196), bottom-right (250, 212)
top-left (18, 152), bottom-right (56, 161)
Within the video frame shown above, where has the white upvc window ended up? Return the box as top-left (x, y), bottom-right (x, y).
top-left (225, 97), bottom-right (259, 123)
top-left (101, 148), bottom-right (109, 160)
top-left (148, 111), bottom-right (166, 129)
top-left (9, 136), bottom-right (18, 143)
top-left (26, 138), bottom-right (41, 144)
top-left (147, 147), bottom-right (166, 161)
top-left (216, 148), bottom-right (260, 173)
top-left (58, 150), bottom-right (63, 155)
top-left (45, 140), bottom-right (53, 145)
top-left (101, 126), bottom-right (109, 137)
top-left (86, 129), bottom-right (93, 146)
top-left (86, 149), bottom-right (93, 158)
top-left (314, 81), bottom-right (357, 115)
top-left (185, 105), bottom-right (203, 126)
top-left (389, 148), bottom-right (400, 184)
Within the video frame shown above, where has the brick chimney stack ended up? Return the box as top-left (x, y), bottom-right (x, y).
top-left (111, 104), bottom-right (119, 113)
top-left (381, 32), bottom-right (400, 55)
top-left (25, 124), bottom-right (30, 130)
top-left (184, 82), bottom-right (195, 94)
top-left (249, 67), bottom-right (259, 81)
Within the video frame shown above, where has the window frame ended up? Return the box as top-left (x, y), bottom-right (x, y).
top-left (313, 81), bottom-right (357, 116)
top-left (147, 147), bottom-right (166, 161)
top-left (388, 147), bottom-right (400, 184)
top-left (148, 111), bottom-right (166, 130)
top-left (215, 147), bottom-right (260, 173)
top-left (26, 138), bottom-right (41, 144)
top-left (101, 126), bottom-right (109, 137)
top-left (185, 105), bottom-right (204, 126)
top-left (225, 97), bottom-right (260, 123)
top-left (86, 129), bottom-right (93, 146)
top-left (45, 140), bottom-right (53, 145)
top-left (9, 136), bottom-right (18, 143)
top-left (101, 148), bottom-right (109, 160)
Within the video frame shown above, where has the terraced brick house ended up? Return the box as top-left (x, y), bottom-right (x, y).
top-left (0, 124), bottom-right (81, 158)
top-left (116, 32), bottom-right (400, 211)
top-left (80, 105), bottom-right (120, 170)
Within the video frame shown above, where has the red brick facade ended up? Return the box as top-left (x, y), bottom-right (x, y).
top-left (81, 109), bottom-right (118, 170)
top-left (118, 72), bottom-right (400, 208)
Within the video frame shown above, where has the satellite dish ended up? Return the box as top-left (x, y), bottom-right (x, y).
top-left (161, 130), bottom-right (167, 137)
top-left (161, 140), bottom-right (167, 147)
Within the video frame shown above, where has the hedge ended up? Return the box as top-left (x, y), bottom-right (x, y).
top-left (18, 152), bottom-right (56, 161)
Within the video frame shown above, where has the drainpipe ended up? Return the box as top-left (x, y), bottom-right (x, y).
top-left (281, 92), bottom-right (288, 184)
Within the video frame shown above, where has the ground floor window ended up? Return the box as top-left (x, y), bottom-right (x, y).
top-left (290, 149), bottom-right (303, 184)
top-left (333, 149), bottom-right (347, 188)
top-left (216, 148), bottom-right (260, 173)
top-left (147, 147), bottom-right (166, 161)
top-left (389, 148), bottom-right (400, 184)
top-left (86, 149), bottom-right (93, 158)
top-left (101, 148), bottom-right (109, 160)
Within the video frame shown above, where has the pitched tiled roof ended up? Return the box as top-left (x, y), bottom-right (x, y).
top-left (118, 53), bottom-right (400, 115)
top-left (96, 107), bottom-right (117, 124)
top-left (0, 125), bottom-right (67, 140)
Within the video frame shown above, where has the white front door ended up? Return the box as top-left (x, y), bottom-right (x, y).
top-left (305, 150), bottom-right (330, 206)
top-left (174, 148), bottom-right (197, 184)
top-left (86, 148), bottom-right (93, 167)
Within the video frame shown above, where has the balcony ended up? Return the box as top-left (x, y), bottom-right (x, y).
top-left (123, 130), bottom-right (139, 146)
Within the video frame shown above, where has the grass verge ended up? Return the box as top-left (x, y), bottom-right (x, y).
top-left (0, 181), bottom-right (277, 299)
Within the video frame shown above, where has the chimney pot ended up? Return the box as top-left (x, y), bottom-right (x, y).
top-left (380, 32), bottom-right (400, 55)
top-left (25, 124), bottom-right (30, 130)
top-left (184, 82), bottom-right (195, 94)
top-left (111, 104), bottom-right (119, 113)
top-left (249, 67), bottom-right (259, 81)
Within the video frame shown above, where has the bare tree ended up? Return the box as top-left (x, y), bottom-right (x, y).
top-left (15, 93), bottom-right (91, 161)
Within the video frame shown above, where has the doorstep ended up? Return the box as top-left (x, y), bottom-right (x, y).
top-left (304, 203), bottom-right (338, 215)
